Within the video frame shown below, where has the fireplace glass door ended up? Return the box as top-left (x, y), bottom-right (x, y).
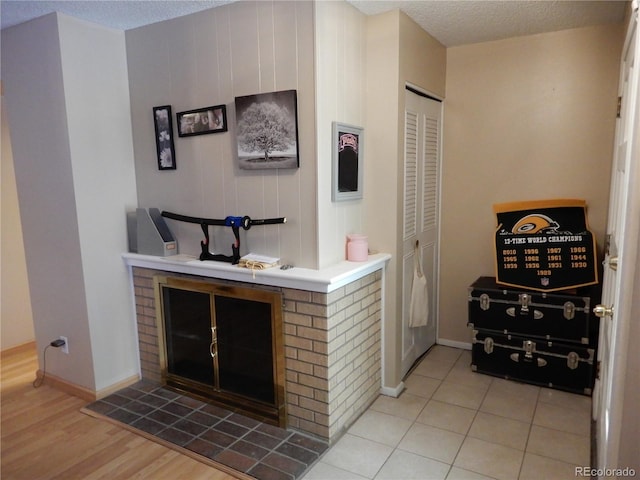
top-left (215, 296), bottom-right (274, 404)
top-left (155, 275), bottom-right (285, 425)
top-left (161, 286), bottom-right (214, 387)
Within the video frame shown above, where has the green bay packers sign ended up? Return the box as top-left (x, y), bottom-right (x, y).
top-left (494, 199), bottom-right (598, 292)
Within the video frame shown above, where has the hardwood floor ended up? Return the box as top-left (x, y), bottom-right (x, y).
top-left (1, 344), bottom-right (239, 479)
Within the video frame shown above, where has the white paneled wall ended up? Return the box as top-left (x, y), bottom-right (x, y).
top-left (127, 1), bottom-right (317, 268)
top-left (315, 1), bottom-right (367, 268)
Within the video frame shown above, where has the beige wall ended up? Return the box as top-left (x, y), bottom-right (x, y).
top-left (365, 10), bottom-right (447, 389)
top-left (364, 11), bottom-right (401, 389)
top-left (399, 12), bottom-right (446, 99)
top-left (1, 94), bottom-right (34, 350)
top-left (3, 14), bottom-right (94, 388)
top-left (440, 24), bottom-right (623, 344)
top-left (2, 13), bottom-right (139, 390)
top-left (620, 249), bottom-right (640, 471)
top-left (126, 1), bottom-right (317, 268)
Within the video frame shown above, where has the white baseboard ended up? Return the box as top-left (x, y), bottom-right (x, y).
top-left (437, 338), bottom-right (472, 350)
top-left (380, 381), bottom-right (405, 398)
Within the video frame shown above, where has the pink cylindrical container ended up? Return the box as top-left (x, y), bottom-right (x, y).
top-left (347, 234), bottom-right (368, 262)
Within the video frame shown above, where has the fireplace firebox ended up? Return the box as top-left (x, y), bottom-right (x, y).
top-left (154, 275), bottom-right (286, 426)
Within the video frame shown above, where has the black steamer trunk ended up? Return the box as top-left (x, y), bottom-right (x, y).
top-left (468, 276), bottom-right (599, 396)
top-left (471, 330), bottom-right (595, 395)
top-left (468, 276), bottom-right (598, 345)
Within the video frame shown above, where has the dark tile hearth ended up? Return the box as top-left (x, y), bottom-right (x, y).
top-left (84, 381), bottom-right (328, 480)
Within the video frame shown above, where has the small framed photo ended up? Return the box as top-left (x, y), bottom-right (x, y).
top-left (177, 105), bottom-right (227, 137)
top-left (153, 105), bottom-right (176, 170)
top-left (332, 122), bottom-right (363, 201)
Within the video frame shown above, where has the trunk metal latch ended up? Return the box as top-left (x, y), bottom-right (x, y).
top-left (511, 341), bottom-right (547, 367)
top-left (523, 340), bottom-right (535, 360)
top-left (484, 336), bottom-right (494, 354)
top-left (506, 307), bottom-right (543, 319)
top-left (567, 352), bottom-right (580, 370)
top-left (563, 301), bottom-right (576, 320)
top-left (519, 293), bottom-right (531, 313)
top-left (480, 293), bottom-right (490, 311)
top-left (509, 352), bottom-right (547, 367)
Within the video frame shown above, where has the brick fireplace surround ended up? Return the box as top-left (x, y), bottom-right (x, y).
top-left (124, 253), bottom-right (390, 443)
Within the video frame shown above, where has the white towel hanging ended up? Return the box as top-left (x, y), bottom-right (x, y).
top-left (409, 241), bottom-right (429, 328)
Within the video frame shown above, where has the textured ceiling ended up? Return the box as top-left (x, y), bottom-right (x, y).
top-left (348, 0), bottom-right (628, 46)
top-left (0, 1), bottom-right (235, 31)
top-left (0, 0), bottom-right (628, 46)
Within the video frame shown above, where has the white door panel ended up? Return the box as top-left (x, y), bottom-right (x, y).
top-left (594, 6), bottom-right (639, 475)
top-left (401, 88), bottom-right (441, 377)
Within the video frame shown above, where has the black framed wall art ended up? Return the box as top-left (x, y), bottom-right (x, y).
top-left (177, 105), bottom-right (227, 137)
top-left (234, 90), bottom-right (299, 170)
top-left (153, 105), bottom-right (176, 170)
top-left (332, 122), bottom-right (363, 201)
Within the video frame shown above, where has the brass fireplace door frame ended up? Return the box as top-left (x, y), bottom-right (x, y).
top-left (153, 275), bottom-right (286, 426)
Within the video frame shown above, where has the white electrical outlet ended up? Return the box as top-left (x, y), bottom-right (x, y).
top-left (59, 336), bottom-right (69, 354)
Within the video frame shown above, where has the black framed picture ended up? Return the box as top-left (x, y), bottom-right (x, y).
top-left (153, 105), bottom-right (176, 170)
top-left (177, 105), bottom-right (227, 137)
top-left (332, 122), bottom-right (363, 201)
top-left (234, 89), bottom-right (299, 170)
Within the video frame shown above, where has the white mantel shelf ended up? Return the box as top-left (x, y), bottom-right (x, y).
top-left (122, 252), bottom-right (391, 293)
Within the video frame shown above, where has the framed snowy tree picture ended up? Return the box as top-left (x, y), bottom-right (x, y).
top-left (234, 90), bottom-right (299, 170)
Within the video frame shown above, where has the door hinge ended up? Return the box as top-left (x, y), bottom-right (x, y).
top-left (596, 360), bottom-right (601, 380)
top-left (617, 96), bottom-right (622, 118)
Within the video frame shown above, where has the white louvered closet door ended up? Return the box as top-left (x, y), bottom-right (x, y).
top-left (401, 88), bottom-right (442, 377)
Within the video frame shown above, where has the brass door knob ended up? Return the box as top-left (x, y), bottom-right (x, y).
top-left (593, 304), bottom-right (614, 318)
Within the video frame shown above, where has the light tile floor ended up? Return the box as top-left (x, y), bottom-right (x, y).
top-left (302, 346), bottom-right (592, 480)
